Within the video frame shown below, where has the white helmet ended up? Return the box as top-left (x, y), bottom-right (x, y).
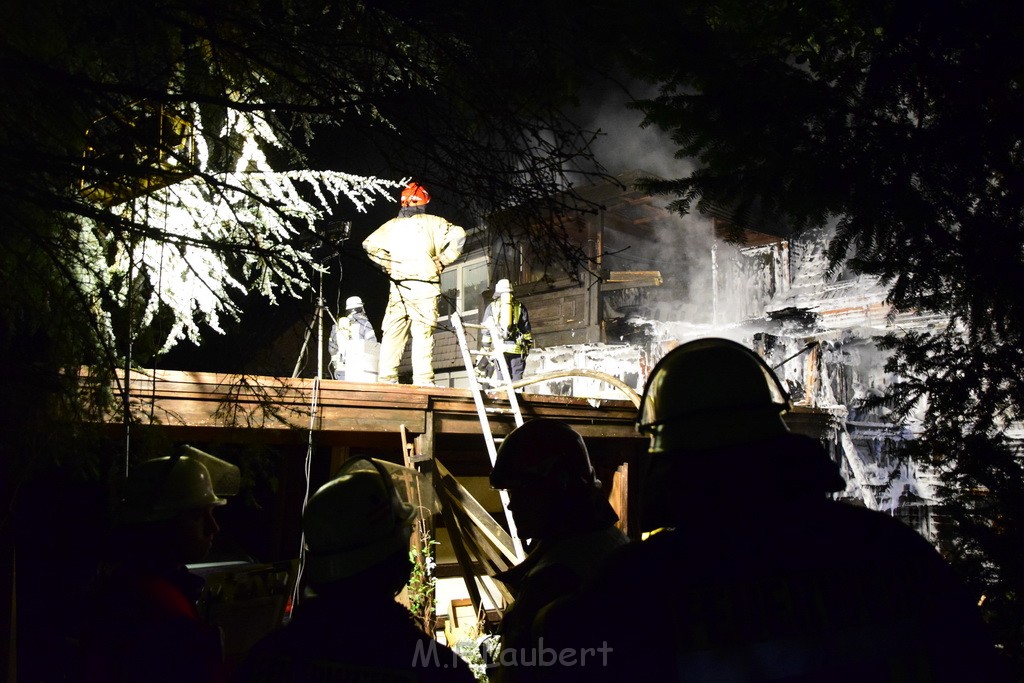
top-left (345, 296), bottom-right (364, 311)
top-left (493, 279), bottom-right (511, 295)
top-left (302, 458), bottom-right (417, 583)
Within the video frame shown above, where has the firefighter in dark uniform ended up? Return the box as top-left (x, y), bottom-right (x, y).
top-left (536, 338), bottom-right (1010, 682)
top-left (479, 278), bottom-right (532, 382)
top-left (487, 419), bottom-right (628, 682)
top-left (237, 458), bottom-right (475, 682)
top-left (83, 450), bottom-right (233, 683)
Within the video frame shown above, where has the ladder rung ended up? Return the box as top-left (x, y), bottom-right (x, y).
top-left (453, 312), bottom-right (523, 458)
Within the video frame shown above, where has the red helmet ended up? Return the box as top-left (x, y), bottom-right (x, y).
top-left (400, 182), bottom-right (430, 207)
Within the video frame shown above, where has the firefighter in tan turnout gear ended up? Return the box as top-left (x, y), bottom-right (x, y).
top-left (363, 182), bottom-right (466, 385)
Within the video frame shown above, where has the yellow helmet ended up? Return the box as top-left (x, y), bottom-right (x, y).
top-left (119, 454), bottom-right (227, 523)
top-left (637, 338), bottom-right (791, 453)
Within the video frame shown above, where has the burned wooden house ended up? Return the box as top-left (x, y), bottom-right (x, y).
top-left (394, 170), bottom-right (944, 537)
top-left (80, 170), bottom-right (941, 663)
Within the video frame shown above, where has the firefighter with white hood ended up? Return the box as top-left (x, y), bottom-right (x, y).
top-left (363, 182), bottom-right (466, 385)
top-left (329, 295), bottom-right (378, 381)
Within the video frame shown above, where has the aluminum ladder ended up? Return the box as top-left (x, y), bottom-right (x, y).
top-left (451, 310), bottom-right (526, 561)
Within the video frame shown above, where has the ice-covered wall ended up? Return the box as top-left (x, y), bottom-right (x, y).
top-left (523, 344), bottom-right (646, 403)
top-left (521, 220), bottom-right (941, 536)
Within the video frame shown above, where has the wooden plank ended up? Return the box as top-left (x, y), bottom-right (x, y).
top-left (429, 397), bottom-right (639, 419)
top-left (122, 397), bottom-right (428, 433)
top-left (412, 414), bottom-right (435, 464)
top-left (436, 462), bottom-right (517, 564)
top-left (329, 446), bottom-right (349, 478)
top-left (116, 369), bottom-right (637, 408)
top-left (433, 415), bottom-right (518, 436)
top-left (449, 500), bottom-right (514, 575)
top-left (115, 369), bottom-right (431, 401)
top-left (433, 414), bottom-right (640, 439)
top-left (98, 367), bottom-right (645, 442)
top-left (436, 480), bottom-right (483, 616)
top-left (124, 384), bottom-right (430, 411)
top-left (449, 518), bottom-right (510, 613)
top-left (319, 413), bottom-right (427, 433)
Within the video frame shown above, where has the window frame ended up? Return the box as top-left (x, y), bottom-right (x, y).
top-left (438, 254), bottom-right (489, 322)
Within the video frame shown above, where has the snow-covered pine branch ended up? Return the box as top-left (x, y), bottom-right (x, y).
top-left (74, 106), bottom-right (402, 354)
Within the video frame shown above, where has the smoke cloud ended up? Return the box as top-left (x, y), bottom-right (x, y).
top-left (579, 82), bottom-right (695, 182)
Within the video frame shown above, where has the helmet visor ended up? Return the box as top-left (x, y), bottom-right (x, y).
top-left (336, 458), bottom-right (439, 520)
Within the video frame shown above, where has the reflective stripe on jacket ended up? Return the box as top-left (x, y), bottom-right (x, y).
top-left (482, 298), bottom-right (532, 355)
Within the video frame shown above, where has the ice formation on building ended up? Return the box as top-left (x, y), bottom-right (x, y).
top-left (519, 215), bottom-right (943, 537)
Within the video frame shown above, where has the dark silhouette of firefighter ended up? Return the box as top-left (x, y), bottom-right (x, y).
top-left (236, 457), bottom-right (475, 682)
top-left (478, 278), bottom-right (532, 382)
top-left (82, 449), bottom-right (236, 683)
top-left (363, 182), bottom-right (466, 386)
top-left (487, 419), bottom-right (627, 682)
top-left (536, 338), bottom-right (1010, 682)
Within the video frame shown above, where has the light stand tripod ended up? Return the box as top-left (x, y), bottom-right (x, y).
top-left (291, 220), bottom-right (351, 379)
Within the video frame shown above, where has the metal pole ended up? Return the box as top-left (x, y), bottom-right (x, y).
top-left (316, 269), bottom-right (324, 379)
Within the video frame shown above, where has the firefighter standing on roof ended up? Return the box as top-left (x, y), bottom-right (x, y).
top-left (479, 278), bottom-right (532, 381)
top-left (363, 182), bottom-right (466, 386)
top-left (329, 295), bottom-right (378, 381)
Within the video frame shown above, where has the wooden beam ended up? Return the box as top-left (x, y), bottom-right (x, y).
top-left (94, 367), bottom-right (644, 442)
top-left (328, 446), bottom-right (349, 478)
top-left (436, 461), bottom-right (517, 564)
top-left (436, 473), bottom-right (483, 616)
